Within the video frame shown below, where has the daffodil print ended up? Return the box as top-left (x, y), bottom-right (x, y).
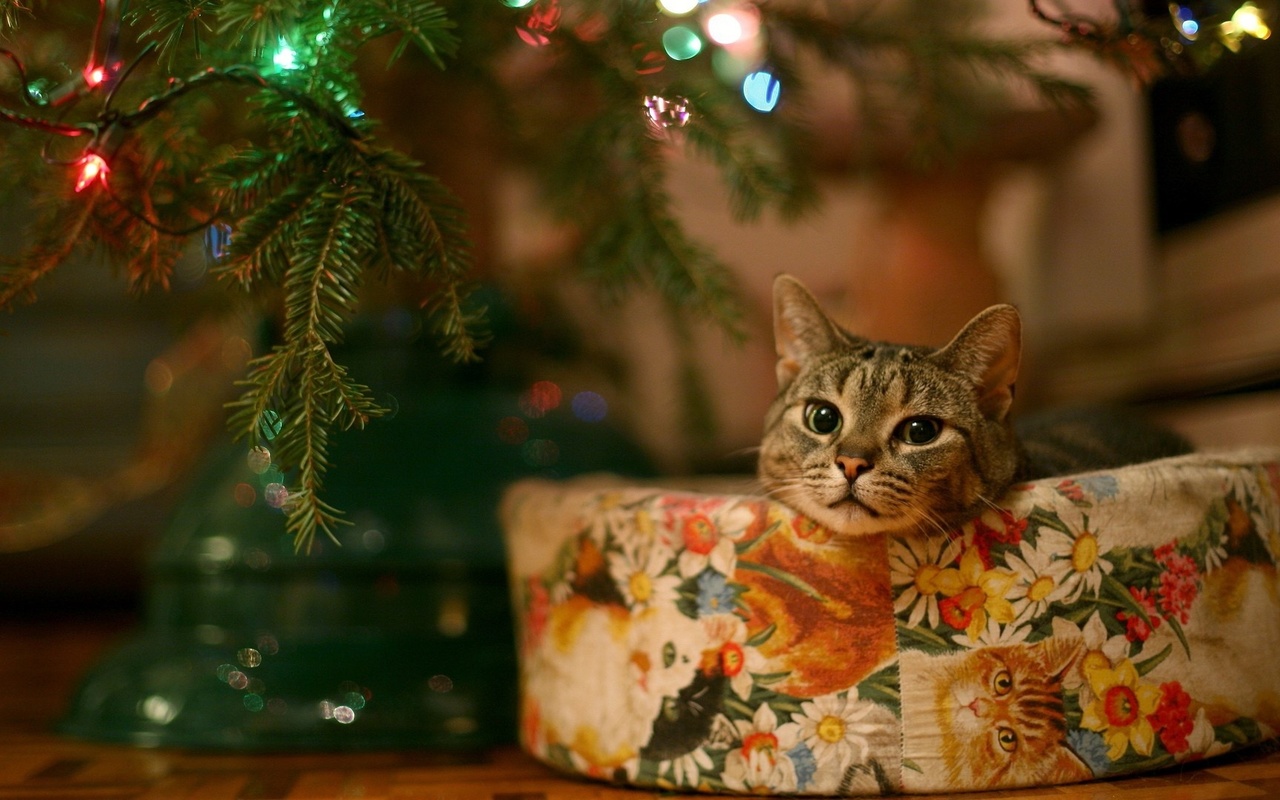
top-left (1079, 659), bottom-right (1163, 760)
top-left (933, 547), bottom-right (1018, 642)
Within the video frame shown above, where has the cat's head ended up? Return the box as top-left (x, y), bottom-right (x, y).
top-left (758, 274), bottom-right (1022, 537)
top-left (929, 638), bottom-right (1090, 788)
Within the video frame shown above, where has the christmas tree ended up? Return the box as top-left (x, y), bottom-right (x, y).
top-left (0, 0), bottom-right (1263, 552)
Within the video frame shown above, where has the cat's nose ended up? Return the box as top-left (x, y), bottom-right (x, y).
top-left (836, 455), bottom-right (872, 482)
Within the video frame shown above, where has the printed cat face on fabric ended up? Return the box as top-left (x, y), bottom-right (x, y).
top-left (901, 638), bottom-right (1093, 791)
top-left (758, 274), bottom-right (1023, 537)
top-left (527, 596), bottom-right (706, 768)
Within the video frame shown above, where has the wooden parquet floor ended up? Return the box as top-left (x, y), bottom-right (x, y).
top-left (3, 614), bottom-right (1279, 800)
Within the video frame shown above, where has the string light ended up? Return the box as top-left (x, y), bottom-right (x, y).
top-left (706, 12), bottom-right (744, 44)
top-left (517, 0), bottom-right (561, 47)
top-left (1172, 6), bottom-right (1200, 40)
top-left (742, 69), bottom-right (780, 112)
top-left (643, 94), bottom-right (692, 131)
top-left (705, 5), bottom-right (760, 47)
top-left (657, 0), bottom-right (699, 16)
top-left (74, 153), bottom-right (108, 192)
top-left (272, 40), bottom-right (299, 71)
top-left (662, 25), bottom-right (703, 60)
top-left (1223, 2), bottom-right (1271, 43)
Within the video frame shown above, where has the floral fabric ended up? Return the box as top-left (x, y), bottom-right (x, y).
top-left (500, 451), bottom-right (1280, 795)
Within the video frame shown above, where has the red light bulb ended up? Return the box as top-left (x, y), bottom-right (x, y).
top-left (75, 154), bottom-right (108, 192)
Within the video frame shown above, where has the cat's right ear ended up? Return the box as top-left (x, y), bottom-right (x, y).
top-left (772, 274), bottom-right (847, 389)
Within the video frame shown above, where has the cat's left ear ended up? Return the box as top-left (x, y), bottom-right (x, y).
top-left (933, 304), bottom-right (1022, 420)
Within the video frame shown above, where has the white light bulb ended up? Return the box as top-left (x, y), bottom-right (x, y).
top-left (658, 0), bottom-right (699, 16)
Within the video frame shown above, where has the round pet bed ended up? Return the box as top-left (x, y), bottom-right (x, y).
top-left (500, 450), bottom-right (1280, 795)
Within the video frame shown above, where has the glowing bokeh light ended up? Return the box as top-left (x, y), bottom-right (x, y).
top-left (84, 66), bottom-right (106, 87)
top-left (140, 695), bottom-right (179, 724)
top-left (204, 221), bottom-right (232, 262)
top-left (273, 40), bottom-right (299, 70)
top-left (663, 25), bottom-right (703, 60)
top-left (522, 438), bottom-right (560, 468)
top-left (144, 358), bottom-right (174, 395)
top-left (706, 12), bottom-right (744, 44)
top-left (658, 0), bottom-right (699, 15)
top-left (742, 69), bottom-right (780, 112)
top-left (644, 94), bottom-right (692, 129)
top-left (572, 391), bottom-right (608, 422)
top-left (258, 409), bottom-right (283, 441)
top-left (264, 482), bottom-right (289, 509)
top-left (520, 380), bottom-right (562, 418)
top-left (498, 415), bottom-right (530, 445)
top-left (74, 154), bottom-right (108, 192)
top-left (518, 1), bottom-right (561, 46)
top-left (1233, 2), bottom-right (1271, 38)
top-left (247, 445), bottom-right (272, 474)
top-left (501, 0), bottom-right (535, 6)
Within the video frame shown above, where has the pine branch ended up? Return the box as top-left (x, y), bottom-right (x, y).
top-left (128, 0), bottom-right (218, 63)
top-left (211, 152), bottom-right (329, 289)
top-left (219, 138), bottom-right (477, 551)
top-left (218, 0), bottom-right (303, 58)
top-left (0, 188), bottom-right (103, 309)
top-left (574, 121), bottom-right (744, 339)
top-left (346, 0), bottom-right (458, 67)
top-left (0, 0), bottom-right (28, 31)
top-left (675, 79), bottom-right (817, 223)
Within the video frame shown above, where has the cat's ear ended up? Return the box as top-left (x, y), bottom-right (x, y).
top-left (772, 274), bottom-right (849, 388)
top-left (933, 304), bottom-right (1022, 420)
top-left (1035, 635), bottom-right (1084, 681)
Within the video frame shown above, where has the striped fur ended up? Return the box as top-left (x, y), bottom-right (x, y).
top-left (757, 275), bottom-right (1192, 537)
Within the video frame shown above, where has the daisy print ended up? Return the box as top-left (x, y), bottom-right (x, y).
top-left (889, 533), bottom-right (962, 629)
top-left (950, 615), bottom-right (1032, 649)
top-left (1036, 509), bottom-right (1114, 604)
top-left (607, 539), bottom-right (680, 609)
top-left (658, 747), bottom-right (715, 789)
top-left (1005, 538), bottom-right (1072, 626)
top-left (789, 690), bottom-right (878, 773)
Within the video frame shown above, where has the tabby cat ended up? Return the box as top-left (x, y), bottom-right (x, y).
top-left (758, 274), bottom-right (1192, 537)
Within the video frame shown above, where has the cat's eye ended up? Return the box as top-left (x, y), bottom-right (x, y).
top-left (996, 727), bottom-right (1018, 752)
top-left (804, 401), bottom-right (842, 435)
top-left (662, 642), bottom-right (677, 669)
top-left (661, 697), bottom-right (680, 722)
top-left (896, 416), bottom-right (942, 445)
top-left (992, 669), bottom-right (1013, 696)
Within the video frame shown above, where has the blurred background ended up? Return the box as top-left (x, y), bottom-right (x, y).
top-left (1, 0), bottom-right (1278, 619)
